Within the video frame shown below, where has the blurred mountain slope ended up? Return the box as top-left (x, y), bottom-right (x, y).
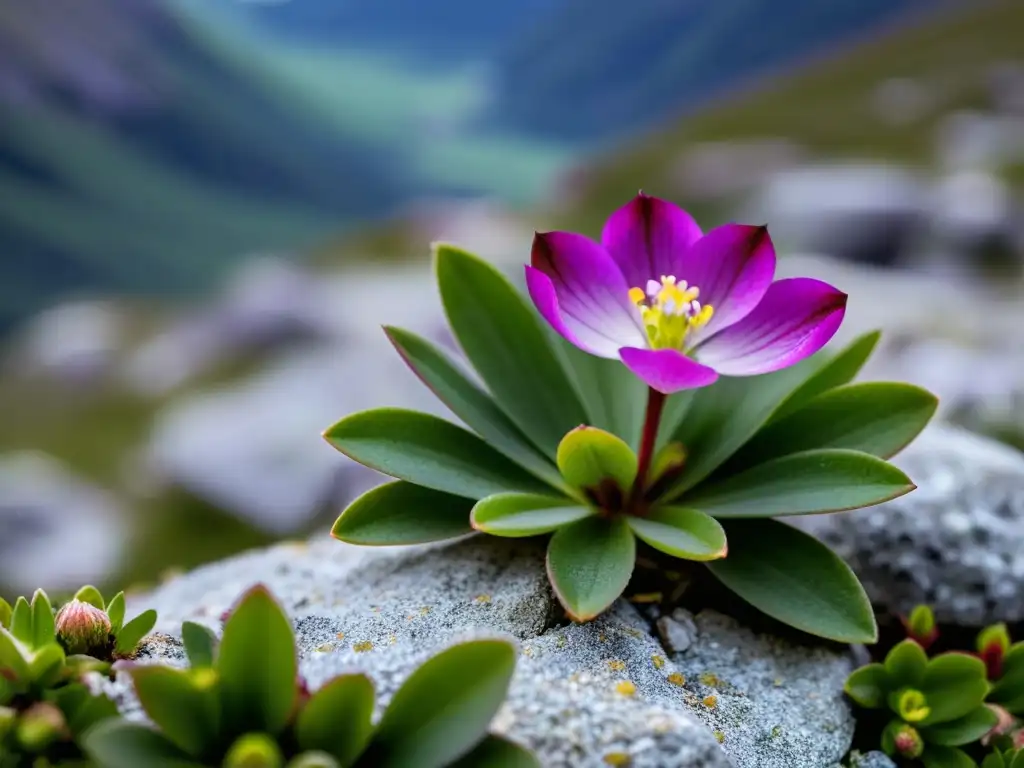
top-left (493, 0), bottom-right (931, 141)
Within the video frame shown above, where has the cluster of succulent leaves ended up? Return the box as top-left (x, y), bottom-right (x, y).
top-left (325, 243), bottom-right (937, 642)
top-left (845, 605), bottom-right (1024, 767)
top-left (84, 584), bottom-right (536, 768)
top-left (0, 586), bottom-right (156, 766)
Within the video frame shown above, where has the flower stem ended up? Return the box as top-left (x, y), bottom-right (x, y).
top-left (631, 387), bottom-right (666, 508)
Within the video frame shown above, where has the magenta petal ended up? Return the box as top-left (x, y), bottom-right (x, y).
top-left (619, 347), bottom-right (719, 394)
top-left (530, 232), bottom-right (646, 356)
top-left (601, 193), bottom-right (703, 290)
top-left (675, 224), bottom-right (776, 339)
top-left (696, 278), bottom-right (847, 376)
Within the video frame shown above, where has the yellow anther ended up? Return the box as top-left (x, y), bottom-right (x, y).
top-left (695, 304), bottom-right (714, 327)
top-left (628, 287), bottom-right (646, 304)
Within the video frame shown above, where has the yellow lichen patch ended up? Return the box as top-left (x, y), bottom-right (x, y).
top-left (388, 635), bottom-right (397, 645)
top-left (703, 695), bottom-right (717, 709)
top-left (774, 677), bottom-right (784, 687)
top-left (599, 633), bottom-right (608, 643)
top-left (700, 672), bottom-right (721, 687)
top-left (667, 672), bottom-right (686, 686)
top-left (615, 681), bottom-right (637, 697)
top-left (315, 643), bottom-right (335, 653)
top-left (474, 594), bottom-right (492, 604)
top-left (629, 592), bottom-right (663, 604)
top-left (603, 752), bottom-right (632, 766)
top-left (652, 655), bottom-right (666, 669)
top-left (607, 659), bottom-right (626, 672)
top-left (353, 641), bottom-right (374, 653)
top-left (335, 632), bottom-right (346, 640)
top-left (556, 635), bottom-right (567, 649)
top-left (623, 627), bottom-right (643, 639)
top-left (714, 731), bottom-right (726, 744)
top-left (522, 645), bottom-right (534, 657)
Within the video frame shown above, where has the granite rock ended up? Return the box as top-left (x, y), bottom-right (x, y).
top-left (795, 422), bottom-right (1024, 626)
top-left (111, 535), bottom-right (856, 767)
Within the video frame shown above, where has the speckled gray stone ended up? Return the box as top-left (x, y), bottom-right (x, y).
top-left (845, 751), bottom-right (897, 768)
top-left (795, 422), bottom-right (1024, 626)
top-left (664, 610), bottom-right (854, 768)
top-left (114, 534), bottom-right (856, 766)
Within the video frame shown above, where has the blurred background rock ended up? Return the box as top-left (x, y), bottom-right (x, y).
top-left (2, 0), bottom-right (1023, 599)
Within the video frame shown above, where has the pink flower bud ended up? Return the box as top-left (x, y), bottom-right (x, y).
top-left (55, 599), bottom-right (112, 656)
top-left (893, 724), bottom-right (924, 759)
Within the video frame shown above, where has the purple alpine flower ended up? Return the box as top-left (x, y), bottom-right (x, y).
top-left (526, 193), bottom-right (847, 394)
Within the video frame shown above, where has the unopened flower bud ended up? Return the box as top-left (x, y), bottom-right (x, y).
top-left (224, 733), bottom-right (284, 768)
top-left (978, 623), bottom-right (1012, 680)
top-left (55, 599), bottom-right (112, 656)
top-left (892, 724), bottom-right (924, 759)
top-left (15, 703), bottom-right (67, 753)
top-left (902, 604), bottom-right (938, 650)
top-left (896, 688), bottom-right (931, 723)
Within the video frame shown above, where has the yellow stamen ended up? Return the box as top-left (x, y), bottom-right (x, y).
top-left (628, 276), bottom-right (714, 351)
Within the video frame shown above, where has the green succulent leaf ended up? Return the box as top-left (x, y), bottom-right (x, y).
top-left (106, 593), bottom-right (126, 635)
top-left (30, 590), bottom-right (55, 649)
top-left (657, 391), bottom-right (696, 452)
top-left (982, 753), bottom-right (1007, 768)
top-left (546, 516), bottom-right (635, 622)
top-left (324, 408), bottom-right (552, 499)
top-left (288, 752), bottom-right (343, 768)
top-left (131, 666), bottom-right (220, 756)
top-left (920, 653), bottom-right (991, 725)
top-left (990, 643), bottom-right (1024, 712)
top-left (332, 481), bottom-right (474, 545)
top-left (706, 519), bottom-right (877, 643)
top-left (181, 622), bottom-right (219, 668)
top-left (116, 609), bottom-right (157, 656)
top-left (83, 719), bottom-right (202, 768)
top-left (921, 745), bottom-right (979, 768)
top-left (50, 682), bottom-right (118, 734)
top-left (844, 663), bottom-right (889, 708)
top-left (556, 426), bottom-right (638, 493)
top-left (295, 674), bottom-right (374, 767)
top-left (0, 627), bottom-right (30, 678)
top-left (217, 585), bottom-right (297, 737)
top-left (664, 357), bottom-right (823, 497)
top-left (1013, 751), bottom-right (1024, 768)
top-left (28, 643), bottom-right (66, 688)
top-left (435, 243), bottom-right (588, 458)
top-left (684, 449), bottom-right (915, 518)
top-left (470, 493), bottom-right (594, 538)
top-left (552, 338), bottom-right (647, 451)
top-left (921, 705), bottom-right (1000, 746)
top-left (369, 639), bottom-right (516, 768)
top-left (0, 597), bottom-right (10, 629)
top-left (626, 506), bottom-right (727, 561)
top-left (74, 586), bottom-right (106, 610)
top-left (10, 596), bottom-right (32, 644)
top-left (885, 640), bottom-right (929, 689)
top-left (447, 735), bottom-right (540, 768)
top-left (385, 327), bottom-right (565, 488)
top-left (771, 330), bottom-right (881, 422)
top-left (723, 382), bottom-right (937, 472)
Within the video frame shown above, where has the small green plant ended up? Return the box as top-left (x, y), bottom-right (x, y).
top-left (1, 588), bottom-right (131, 765)
top-left (845, 639), bottom-right (995, 766)
top-left (84, 585), bottom-right (536, 768)
top-left (980, 624), bottom-right (1024, 717)
top-left (326, 199), bottom-right (937, 641)
top-left (982, 747), bottom-right (1024, 768)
